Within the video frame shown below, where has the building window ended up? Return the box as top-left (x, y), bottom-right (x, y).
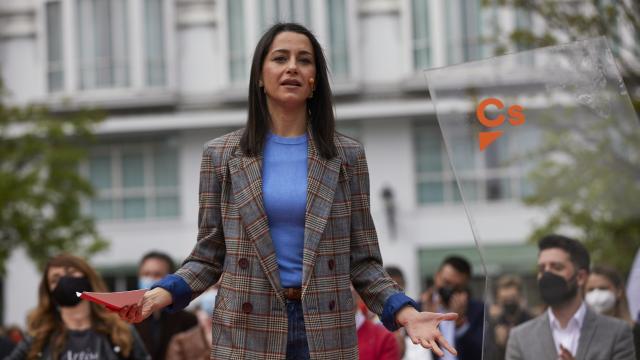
top-left (86, 140), bottom-right (180, 221)
top-left (411, 0), bottom-right (432, 70)
top-left (46, 1), bottom-right (64, 92)
top-left (228, 0), bottom-right (247, 83)
top-left (43, 0), bottom-right (170, 94)
top-left (414, 120), bottom-right (536, 205)
top-left (77, 0), bottom-right (130, 90)
top-left (145, 0), bottom-right (167, 86)
top-left (225, 0), bottom-right (352, 85)
top-left (327, 0), bottom-right (349, 79)
top-left (445, 0), bottom-right (494, 64)
top-left (259, 0), bottom-right (311, 30)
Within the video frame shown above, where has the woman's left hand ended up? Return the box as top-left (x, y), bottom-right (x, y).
top-left (396, 306), bottom-right (458, 357)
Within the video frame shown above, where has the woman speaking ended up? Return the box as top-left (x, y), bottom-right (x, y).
top-left (119, 22), bottom-right (457, 359)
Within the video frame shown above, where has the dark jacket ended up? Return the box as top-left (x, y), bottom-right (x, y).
top-left (454, 299), bottom-right (485, 360)
top-left (4, 326), bottom-right (149, 360)
top-left (134, 310), bottom-right (197, 360)
top-left (0, 336), bottom-right (16, 359)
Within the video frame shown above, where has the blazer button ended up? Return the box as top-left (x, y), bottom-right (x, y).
top-left (329, 300), bottom-right (336, 311)
top-left (242, 302), bottom-right (253, 314)
top-left (327, 259), bottom-right (335, 270)
top-left (238, 258), bottom-right (249, 269)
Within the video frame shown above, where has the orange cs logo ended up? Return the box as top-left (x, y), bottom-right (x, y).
top-left (476, 98), bottom-right (525, 151)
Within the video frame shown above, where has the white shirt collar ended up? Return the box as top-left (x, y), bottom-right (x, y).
top-left (548, 301), bottom-right (587, 330)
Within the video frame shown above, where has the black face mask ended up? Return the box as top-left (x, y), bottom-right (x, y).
top-left (438, 286), bottom-right (469, 307)
top-left (438, 286), bottom-right (455, 306)
top-left (51, 276), bottom-right (93, 308)
top-left (538, 271), bottom-right (578, 306)
top-left (503, 301), bottom-right (520, 316)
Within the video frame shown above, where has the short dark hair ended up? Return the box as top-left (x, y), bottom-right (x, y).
top-left (139, 251), bottom-right (175, 273)
top-left (538, 234), bottom-right (590, 272)
top-left (385, 266), bottom-right (405, 281)
top-left (440, 256), bottom-right (472, 277)
top-left (240, 22), bottom-right (337, 160)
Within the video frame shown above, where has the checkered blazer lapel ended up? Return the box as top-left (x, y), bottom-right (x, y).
top-left (302, 126), bottom-right (342, 293)
top-left (228, 150), bottom-right (285, 302)
top-left (227, 126), bottom-right (342, 299)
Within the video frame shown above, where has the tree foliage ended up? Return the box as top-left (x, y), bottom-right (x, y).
top-left (0, 84), bottom-right (108, 274)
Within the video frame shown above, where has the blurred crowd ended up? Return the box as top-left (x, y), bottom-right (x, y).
top-left (1, 237), bottom-right (639, 360)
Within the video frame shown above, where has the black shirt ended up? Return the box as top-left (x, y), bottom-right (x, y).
top-left (60, 330), bottom-right (100, 360)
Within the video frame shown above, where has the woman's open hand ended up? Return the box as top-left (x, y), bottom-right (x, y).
top-left (396, 306), bottom-right (458, 357)
top-left (118, 287), bottom-right (173, 323)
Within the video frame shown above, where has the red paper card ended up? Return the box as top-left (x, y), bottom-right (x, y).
top-left (77, 289), bottom-right (147, 311)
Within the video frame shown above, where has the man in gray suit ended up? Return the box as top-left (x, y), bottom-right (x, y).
top-left (506, 234), bottom-right (635, 360)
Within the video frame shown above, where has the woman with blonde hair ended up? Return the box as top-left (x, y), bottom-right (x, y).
top-left (6, 254), bottom-right (149, 360)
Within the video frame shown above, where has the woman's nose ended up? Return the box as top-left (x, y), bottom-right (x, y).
top-left (286, 59), bottom-right (298, 72)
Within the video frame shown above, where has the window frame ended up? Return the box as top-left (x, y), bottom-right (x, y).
top-left (81, 139), bottom-right (182, 222)
top-left (414, 118), bottom-right (533, 206)
top-left (38, 0), bottom-right (176, 106)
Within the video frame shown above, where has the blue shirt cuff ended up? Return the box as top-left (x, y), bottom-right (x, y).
top-left (381, 292), bottom-right (419, 332)
top-left (151, 274), bottom-right (192, 313)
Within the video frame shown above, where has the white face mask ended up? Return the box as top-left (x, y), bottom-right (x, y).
top-left (585, 289), bottom-right (616, 313)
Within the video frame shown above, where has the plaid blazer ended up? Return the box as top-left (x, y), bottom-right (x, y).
top-left (175, 127), bottom-right (402, 359)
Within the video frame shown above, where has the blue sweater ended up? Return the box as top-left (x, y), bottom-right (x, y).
top-left (261, 131), bottom-right (308, 287)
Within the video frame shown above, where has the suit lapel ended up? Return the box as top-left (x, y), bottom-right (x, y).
top-left (539, 312), bottom-right (560, 359)
top-left (228, 150), bottom-right (284, 302)
top-left (576, 307), bottom-right (597, 359)
top-left (301, 127), bottom-right (341, 292)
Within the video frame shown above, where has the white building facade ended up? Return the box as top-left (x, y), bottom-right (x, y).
top-left (1, 0), bottom-right (546, 327)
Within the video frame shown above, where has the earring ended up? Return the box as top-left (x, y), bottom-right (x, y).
top-left (308, 88), bottom-right (314, 99)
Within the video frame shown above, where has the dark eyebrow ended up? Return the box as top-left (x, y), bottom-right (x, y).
top-left (271, 49), bottom-right (313, 56)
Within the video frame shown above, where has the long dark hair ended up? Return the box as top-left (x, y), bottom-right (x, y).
top-left (240, 22), bottom-right (337, 159)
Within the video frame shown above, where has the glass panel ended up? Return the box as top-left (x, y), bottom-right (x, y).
top-left (425, 37), bottom-right (640, 360)
top-left (156, 195), bottom-right (179, 217)
top-left (153, 149), bottom-right (178, 187)
top-left (111, 0), bottom-right (129, 87)
top-left (228, 0), bottom-right (247, 83)
top-left (415, 123), bottom-right (443, 173)
top-left (453, 179), bottom-right (478, 202)
top-left (89, 154), bottom-right (112, 189)
top-left (418, 181), bottom-right (444, 204)
top-left (446, 0), bottom-right (486, 64)
top-left (486, 178), bottom-right (511, 201)
top-left (328, 0), bottom-right (349, 78)
top-left (122, 151), bottom-right (145, 188)
top-left (77, 0), bottom-right (129, 89)
top-left (123, 197), bottom-right (146, 218)
top-left (46, 1), bottom-right (64, 92)
top-left (91, 199), bottom-right (113, 219)
top-left (412, 0), bottom-right (431, 70)
top-left (145, 0), bottom-right (166, 86)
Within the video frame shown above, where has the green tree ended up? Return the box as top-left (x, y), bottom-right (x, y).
top-left (484, 0), bottom-right (640, 273)
top-left (0, 84), bottom-right (108, 274)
